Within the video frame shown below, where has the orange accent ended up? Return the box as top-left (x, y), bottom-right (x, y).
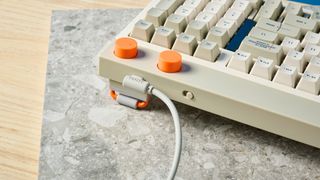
top-left (158, 50), bottom-right (182, 73)
top-left (137, 101), bottom-right (149, 109)
top-left (109, 90), bottom-right (149, 109)
top-left (114, 37), bottom-right (138, 59)
top-left (110, 90), bottom-right (117, 100)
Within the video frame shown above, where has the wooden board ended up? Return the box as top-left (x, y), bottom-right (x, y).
top-left (0, 1), bottom-right (148, 179)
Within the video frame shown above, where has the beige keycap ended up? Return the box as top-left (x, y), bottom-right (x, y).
top-left (281, 2), bottom-right (303, 17)
top-left (256, 17), bottom-right (281, 33)
top-left (206, 26), bottom-right (230, 47)
top-left (280, 37), bottom-right (301, 55)
top-left (297, 72), bottom-right (320, 95)
top-left (249, 27), bottom-right (280, 44)
top-left (228, 50), bottom-right (253, 73)
top-left (185, 20), bottom-right (209, 41)
top-left (306, 56), bottom-right (320, 74)
top-left (250, 56), bottom-right (276, 80)
top-left (265, 0), bottom-right (282, 11)
top-left (301, 31), bottom-right (320, 48)
top-left (175, 5), bottom-right (197, 22)
top-left (273, 64), bottom-right (299, 87)
top-left (303, 43), bottom-right (320, 62)
top-left (204, 2), bottom-right (225, 18)
top-left (211, 0), bottom-right (233, 11)
top-left (215, 51), bottom-right (233, 66)
top-left (239, 36), bottom-right (284, 65)
top-left (254, 0), bottom-right (282, 21)
top-left (194, 40), bottom-right (220, 61)
top-left (283, 50), bottom-right (306, 73)
top-left (224, 8), bottom-right (246, 27)
top-left (172, 33), bottom-right (198, 55)
top-left (155, 0), bottom-right (179, 15)
top-left (302, 5), bottom-right (320, 15)
top-left (216, 18), bottom-right (238, 37)
top-left (310, 10), bottom-right (320, 25)
top-left (164, 14), bottom-right (187, 34)
top-left (145, 8), bottom-right (167, 27)
top-left (231, 0), bottom-right (253, 17)
top-left (283, 13), bottom-right (318, 35)
top-left (130, 20), bottom-right (155, 42)
top-left (183, 0), bottom-right (206, 13)
top-left (151, 26), bottom-right (176, 48)
top-left (277, 24), bottom-right (301, 40)
top-left (195, 11), bottom-right (218, 28)
top-left (247, 0), bottom-right (262, 9)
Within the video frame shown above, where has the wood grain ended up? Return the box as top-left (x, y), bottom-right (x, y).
top-left (0, 0), bottom-right (148, 179)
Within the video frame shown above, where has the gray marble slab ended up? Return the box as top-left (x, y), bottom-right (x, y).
top-left (40, 9), bottom-right (320, 180)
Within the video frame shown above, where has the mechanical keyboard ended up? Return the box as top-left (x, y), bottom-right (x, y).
top-left (99, 0), bottom-right (320, 148)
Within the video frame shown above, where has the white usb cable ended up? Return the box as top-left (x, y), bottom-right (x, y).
top-left (122, 75), bottom-right (182, 180)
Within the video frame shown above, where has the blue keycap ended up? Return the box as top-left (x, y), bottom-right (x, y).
top-left (225, 19), bottom-right (256, 52)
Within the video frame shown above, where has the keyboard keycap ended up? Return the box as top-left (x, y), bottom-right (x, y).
top-left (145, 8), bottom-right (167, 27)
top-left (250, 56), bottom-right (276, 80)
top-left (206, 26), bottom-right (230, 47)
top-left (155, 0), bottom-right (179, 15)
top-left (301, 31), bottom-right (320, 48)
top-left (204, 2), bottom-right (224, 18)
top-left (283, 13), bottom-right (318, 35)
top-left (248, 27), bottom-right (280, 44)
top-left (172, 33), bottom-right (198, 55)
top-left (297, 72), bottom-right (320, 95)
top-left (195, 11), bottom-right (218, 28)
top-left (268, 0), bottom-right (282, 8)
top-left (306, 57), bottom-right (320, 74)
top-left (194, 40), bottom-right (220, 61)
top-left (282, 2), bottom-right (303, 16)
top-left (277, 24), bottom-right (302, 41)
top-left (280, 37), bottom-right (301, 55)
top-left (227, 50), bottom-right (253, 73)
top-left (303, 43), bottom-right (320, 62)
top-left (183, 0), bottom-right (206, 13)
top-left (254, 0), bottom-right (282, 21)
top-left (131, 20), bottom-right (155, 42)
top-left (231, 0), bottom-right (253, 17)
top-left (310, 10), bottom-right (320, 24)
top-left (283, 50), bottom-right (306, 73)
top-left (164, 14), bottom-right (187, 34)
top-left (185, 20), bottom-right (209, 41)
top-left (215, 51), bottom-right (233, 66)
top-left (151, 26), bottom-right (176, 48)
top-left (216, 18), bottom-right (238, 37)
top-left (256, 17), bottom-right (281, 33)
top-left (247, 0), bottom-right (262, 9)
top-left (273, 64), bottom-right (299, 88)
top-left (211, 0), bottom-right (232, 11)
top-left (175, 5), bottom-right (198, 22)
top-left (224, 8), bottom-right (246, 27)
top-left (239, 36), bottom-right (284, 65)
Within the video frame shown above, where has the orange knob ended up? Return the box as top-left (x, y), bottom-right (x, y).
top-left (114, 37), bottom-right (138, 59)
top-left (158, 50), bottom-right (182, 73)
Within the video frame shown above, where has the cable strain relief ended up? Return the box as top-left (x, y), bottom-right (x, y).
top-left (147, 85), bottom-right (154, 94)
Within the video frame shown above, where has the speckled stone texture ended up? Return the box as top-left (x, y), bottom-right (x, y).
top-left (40, 9), bottom-right (320, 180)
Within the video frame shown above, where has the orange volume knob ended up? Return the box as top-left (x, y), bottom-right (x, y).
top-left (158, 50), bottom-right (182, 73)
top-left (114, 37), bottom-right (138, 59)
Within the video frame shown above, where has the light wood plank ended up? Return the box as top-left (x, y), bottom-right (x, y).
top-left (0, 0), bottom-right (149, 179)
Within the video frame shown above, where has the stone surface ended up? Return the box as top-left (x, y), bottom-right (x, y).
top-left (39, 9), bottom-right (320, 180)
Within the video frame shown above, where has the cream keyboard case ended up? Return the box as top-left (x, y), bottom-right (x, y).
top-left (99, 0), bottom-right (320, 148)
